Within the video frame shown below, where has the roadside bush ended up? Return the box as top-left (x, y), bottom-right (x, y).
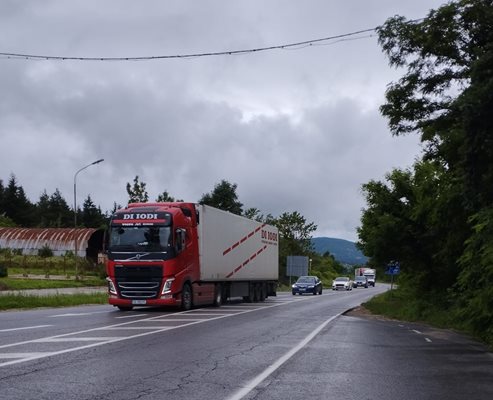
top-left (96, 263), bottom-right (107, 279)
top-left (0, 264), bottom-right (8, 278)
top-left (38, 245), bottom-right (54, 258)
top-left (64, 250), bottom-right (74, 258)
top-left (0, 248), bottom-right (12, 257)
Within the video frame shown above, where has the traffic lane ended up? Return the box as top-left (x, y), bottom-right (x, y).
top-left (0, 286), bottom-right (385, 346)
top-left (0, 292), bottom-right (377, 400)
top-left (0, 305), bottom-right (153, 345)
top-left (243, 314), bottom-right (493, 400)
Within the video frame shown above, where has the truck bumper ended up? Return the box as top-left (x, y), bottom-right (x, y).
top-left (108, 295), bottom-right (180, 308)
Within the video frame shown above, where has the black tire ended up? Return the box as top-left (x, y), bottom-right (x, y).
top-left (254, 284), bottom-right (260, 302)
top-left (181, 283), bottom-right (193, 311)
top-left (244, 284), bottom-right (255, 303)
top-left (259, 284), bottom-right (266, 302)
top-left (213, 284), bottom-right (222, 307)
top-left (319, 288), bottom-right (323, 295)
top-left (117, 306), bottom-right (133, 311)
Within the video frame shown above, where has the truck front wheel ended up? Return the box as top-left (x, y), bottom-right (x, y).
top-left (213, 284), bottom-right (223, 307)
top-left (181, 283), bottom-right (193, 311)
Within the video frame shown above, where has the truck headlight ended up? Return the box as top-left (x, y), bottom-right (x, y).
top-left (161, 278), bottom-right (175, 295)
top-left (106, 277), bottom-right (117, 295)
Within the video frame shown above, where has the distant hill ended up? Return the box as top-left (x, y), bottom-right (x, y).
top-left (311, 237), bottom-right (368, 265)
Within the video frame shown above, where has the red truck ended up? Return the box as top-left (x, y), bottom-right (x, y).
top-left (106, 202), bottom-right (279, 311)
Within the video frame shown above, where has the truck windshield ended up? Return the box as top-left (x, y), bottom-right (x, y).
top-left (109, 226), bottom-right (171, 251)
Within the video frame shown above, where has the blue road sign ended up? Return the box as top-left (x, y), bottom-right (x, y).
top-left (385, 262), bottom-right (400, 275)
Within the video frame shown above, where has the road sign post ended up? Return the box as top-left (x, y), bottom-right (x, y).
top-left (385, 262), bottom-right (400, 295)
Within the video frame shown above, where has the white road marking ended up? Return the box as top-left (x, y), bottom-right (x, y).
top-left (412, 329), bottom-right (422, 334)
top-left (226, 314), bottom-right (341, 400)
top-left (425, 338), bottom-right (432, 343)
top-left (180, 313), bottom-right (232, 316)
top-left (0, 296), bottom-right (300, 367)
top-left (150, 318), bottom-right (211, 322)
top-left (34, 337), bottom-right (125, 342)
top-left (115, 314), bottom-right (149, 319)
top-left (0, 352), bottom-right (51, 359)
top-left (104, 326), bottom-right (174, 330)
top-left (0, 325), bottom-right (52, 332)
top-left (49, 311), bottom-right (108, 317)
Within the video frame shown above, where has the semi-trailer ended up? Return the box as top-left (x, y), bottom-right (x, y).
top-left (106, 202), bottom-right (279, 310)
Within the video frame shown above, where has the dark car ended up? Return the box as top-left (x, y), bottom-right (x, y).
top-left (292, 276), bottom-right (323, 295)
top-left (353, 276), bottom-right (368, 288)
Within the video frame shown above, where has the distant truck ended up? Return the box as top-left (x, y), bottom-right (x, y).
top-left (355, 267), bottom-right (376, 287)
top-left (105, 202), bottom-right (279, 311)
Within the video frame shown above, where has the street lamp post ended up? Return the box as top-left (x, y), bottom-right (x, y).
top-left (73, 158), bottom-right (104, 279)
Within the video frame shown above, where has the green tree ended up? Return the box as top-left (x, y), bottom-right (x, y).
top-left (455, 208), bottom-right (493, 343)
top-left (272, 211), bottom-right (317, 283)
top-left (0, 214), bottom-right (16, 227)
top-left (36, 190), bottom-right (51, 227)
top-left (0, 179), bottom-right (4, 215)
top-left (199, 180), bottom-right (243, 215)
top-left (360, 0), bottom-right (493, 337)
top-left (377, 0), bottom-right (493, 214)
top-left (109, 202), bottom-right (122, 214)
top-left (126, 176), bottom-right (149, 204)
top-left (243, 207), bottom-right (274, 223)
top-left (156, 191), bottom-right (183, 202)
top-left (1, 174), bottom-right (35, 227)
top-left (46, 189), bottom-right (72, 228)
top-left (274, 211), bottom-right (317, 253)
top-left (358, 161), bottom-right (466, 298)
top-left (81, 195), bottom-right (106, 228)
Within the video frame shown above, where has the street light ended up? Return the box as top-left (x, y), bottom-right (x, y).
top-left (73, 158), bottom-right (104, 279)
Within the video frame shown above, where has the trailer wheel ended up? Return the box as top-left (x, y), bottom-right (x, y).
top-left (243, 284), bottom-right (255, 303)
top-left (213, 284), bottom-right (223, 307)
top-left (259, 285), bottom-right (266, 302)
top-left (181, 283), bottom-right (193, 311)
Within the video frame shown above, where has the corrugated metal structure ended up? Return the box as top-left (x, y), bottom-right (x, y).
top-left (0, 228), bottom-right (105, 260)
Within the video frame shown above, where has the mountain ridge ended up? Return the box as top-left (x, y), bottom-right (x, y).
top-left (311, 237), bottom-right (368, 265)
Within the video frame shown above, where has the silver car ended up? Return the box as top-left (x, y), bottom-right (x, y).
top-left (332, 277), bottom-right (353, 291)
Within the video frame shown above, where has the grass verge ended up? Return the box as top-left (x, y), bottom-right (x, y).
top-left (0, 277), bottom-right (106, 291)
top-left (363, 289), bottom-right (493, 348)
top-left (0, 293), bottom-right (108, 311)
top-left (363, 289), bottom-right (453, 327)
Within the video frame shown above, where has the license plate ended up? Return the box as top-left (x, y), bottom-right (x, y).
top-left (132, 300), bottom-right (147, 305)
top-left (299, 288), bottom-right (306, 292)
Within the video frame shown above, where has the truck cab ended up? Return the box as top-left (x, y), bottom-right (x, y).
top-left (106, 202), bottom-right (208, 311)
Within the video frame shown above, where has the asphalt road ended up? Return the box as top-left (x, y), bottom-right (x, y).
top-left (0, 286), bottom-right (492, 400)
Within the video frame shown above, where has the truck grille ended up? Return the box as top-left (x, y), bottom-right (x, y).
top-left (115, 265), bottom-right (163, 299)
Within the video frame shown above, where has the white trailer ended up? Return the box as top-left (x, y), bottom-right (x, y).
top-left (198, 205), bottom-right (279, 299)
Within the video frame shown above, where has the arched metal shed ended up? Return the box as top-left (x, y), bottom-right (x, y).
top-left (0, 228), bottom-right (105, 260)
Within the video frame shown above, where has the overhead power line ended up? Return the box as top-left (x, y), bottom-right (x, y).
top-left (0, 27), bottom-right (378, 62)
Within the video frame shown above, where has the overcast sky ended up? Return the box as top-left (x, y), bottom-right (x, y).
top-left (0, 0), bottom-right (446, 242)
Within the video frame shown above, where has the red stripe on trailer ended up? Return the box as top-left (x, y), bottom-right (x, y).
top-left (222, 223), bottom-right (266, 255)
top-left (225, 245), bottom-right (267, 278)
